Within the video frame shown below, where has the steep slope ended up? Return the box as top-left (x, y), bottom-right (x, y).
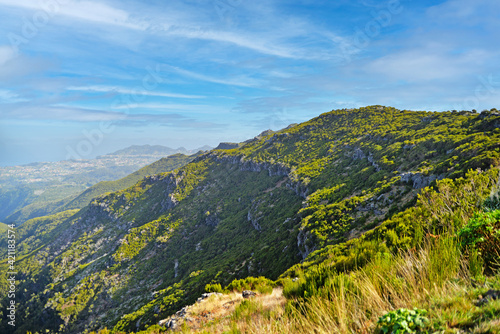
top-left (4, 153), bottom-right (196, 224)
top-left (58, 153), bottom-right (197, 212)
top-left (1, 106), bottom-right (500, 334)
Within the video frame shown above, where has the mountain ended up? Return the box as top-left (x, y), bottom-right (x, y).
top-left (1, 106), bottom-right (499, 333)
top-left (58, 153), bottom-right (198, 212)
top-left (5, 153), bottom-right (197, 224)
top-left (0, 146), bottom-right (210, 225)
top-left (106, 144), bottom-right (212, 157)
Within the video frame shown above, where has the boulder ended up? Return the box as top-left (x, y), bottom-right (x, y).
top-left (476, 289), bottom-right (500, 306)
top-left (242, 290), bottom-right (256, 298)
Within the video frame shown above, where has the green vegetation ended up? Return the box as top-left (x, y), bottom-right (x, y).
top-left (0, 152), bottom-right (195, 225)
top-left (232, 299), bottom-right (262, 321)
top-left (61, 153), bottom-right (195, 211)
top-left (459, 210), bottom-right (500, 273)
top-left (2, 106), bottom-right (500, 334)
top-left (377, 308), bottom-right (429, 334)
top-left (224, 276), bottom-right (275, 294)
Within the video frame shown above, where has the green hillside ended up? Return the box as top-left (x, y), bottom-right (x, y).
top-left (59, 153), bottom-right (196, 211)
top-left (1, 106), bottom-right (500, 334)
top-left (4, 153), bottom-right (195, 224)
top-left (0, 222), bottom-right (8, 233)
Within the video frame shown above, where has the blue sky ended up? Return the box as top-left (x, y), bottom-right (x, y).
top-left (0, 0), bottom-right (499, 165)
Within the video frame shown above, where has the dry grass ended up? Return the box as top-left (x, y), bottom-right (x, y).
top-left (94, 237), bottom-right (500, 334)
top-left (202, 237), bottom-right (471, 334)
top-left (184, 289), bottom-right (286, 333)
top-left (160, 237), bottom-right (500, 333)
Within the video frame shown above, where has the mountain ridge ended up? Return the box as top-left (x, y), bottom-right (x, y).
top-left (0, 147), bottom-right (211, 225)
top-left (1, 106), bottom-right (500, 333)
top-left (102, 144), bottom-right (213, 158)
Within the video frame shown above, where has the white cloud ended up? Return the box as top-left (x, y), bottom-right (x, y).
top-left (67, 85), bottom-right (205, 99)
top-left (365, 47), bottom-right (494, 83)
top-left (427, 0), bottom-right (500, 22)
top-left (165, 65), bottom-right (263, 88)
top-left (111, 103), bottom-right (215, 112)
top-left (0, 0), bottom-right (351, 61)
top-left (165, 27), bottom-right (300, 59)
top-left (0, 105), bottom-right (126, 122)
top-left (0, 0), bottom-right (145, 29)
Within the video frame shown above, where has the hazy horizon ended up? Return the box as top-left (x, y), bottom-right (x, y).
top-left (1, 0), bottom-right (499, 166)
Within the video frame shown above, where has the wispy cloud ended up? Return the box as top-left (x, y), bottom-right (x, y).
top-left (0, 0), bottom-right (145, 29)
top-left (163, 27), bottom-right (301, 59)
top-left (120, 113), bottom-right (225, 129)
top-left (0, 0), bottom-right (346, 61)
top-left (165, 66), bottom-right (263, 88)
top-left (0, 105), bottom-right (126, 122)
top-left (67, 85), bottom-right (206, 99)
top-left (111, 103), bottom-right (227, 115)
top-left (0, 89), bottom-right (26, 103)
top-left (365, 47), bottom-right (495, 83)
top-left (426, 0), bottom-right (500, 24)
top-left (1, 0), bottom-right (499, 165)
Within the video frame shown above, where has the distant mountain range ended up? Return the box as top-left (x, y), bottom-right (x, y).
top-left (103, 144), bottom-right (213, 157)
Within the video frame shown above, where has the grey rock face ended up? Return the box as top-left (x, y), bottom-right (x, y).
top-left (367, 153), bottom-right (381, 172)
top-left (400, 172), bottom-right (441, 189)
top-left (247, 211), bottom-right (261, 231)
top-left (209, 153), bottom-right (290, 177)
top-left (285, 181), bottom-right (309, 198)
top-left (205, 213), bottom-right (220, 227)
top-left (297, 228), bottom-right (314, 260)
top-left (347, 147), bottom-right (380, 172)
top-left (174, 259), bottom-right (179, 278)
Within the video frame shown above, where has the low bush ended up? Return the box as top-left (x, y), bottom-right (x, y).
top-left (458, 210), bottom-right (500, 273)
top-left (225, 276), bottom-right (275, 294)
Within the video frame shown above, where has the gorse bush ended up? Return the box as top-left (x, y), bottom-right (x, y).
top-left (205, 283), bottom-right (223, 293)
top-left (225, 276), bottom-right (275, 294)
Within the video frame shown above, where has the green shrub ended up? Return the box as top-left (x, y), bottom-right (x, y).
top-left (377, 308), bottom-right (429, 334)
top-left (225, 276), bottom-right (275, 294)
top-left (458, 210), bottom-right (500, 273)
top-left (205, 283), bottom-right (223, 293)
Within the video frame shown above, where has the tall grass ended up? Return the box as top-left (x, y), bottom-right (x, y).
top-left (242, 235), bottom-right (469, 334)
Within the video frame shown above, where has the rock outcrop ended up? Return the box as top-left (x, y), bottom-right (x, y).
top-left (242, 290), bottom-right (256, 298)
top-left (400, 172), bottom-right (442, 189)
top-left (346, 147), bottom-right (380, 172)
top-left (297, 228), bottom-right (314, 260)
top-left (215, 142), bottom-right (240, 150)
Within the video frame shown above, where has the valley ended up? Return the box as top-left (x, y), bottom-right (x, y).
top-left (1, 106), bottom-right (499, 333)
top-left (0, 145), bottom-right (210, 225)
